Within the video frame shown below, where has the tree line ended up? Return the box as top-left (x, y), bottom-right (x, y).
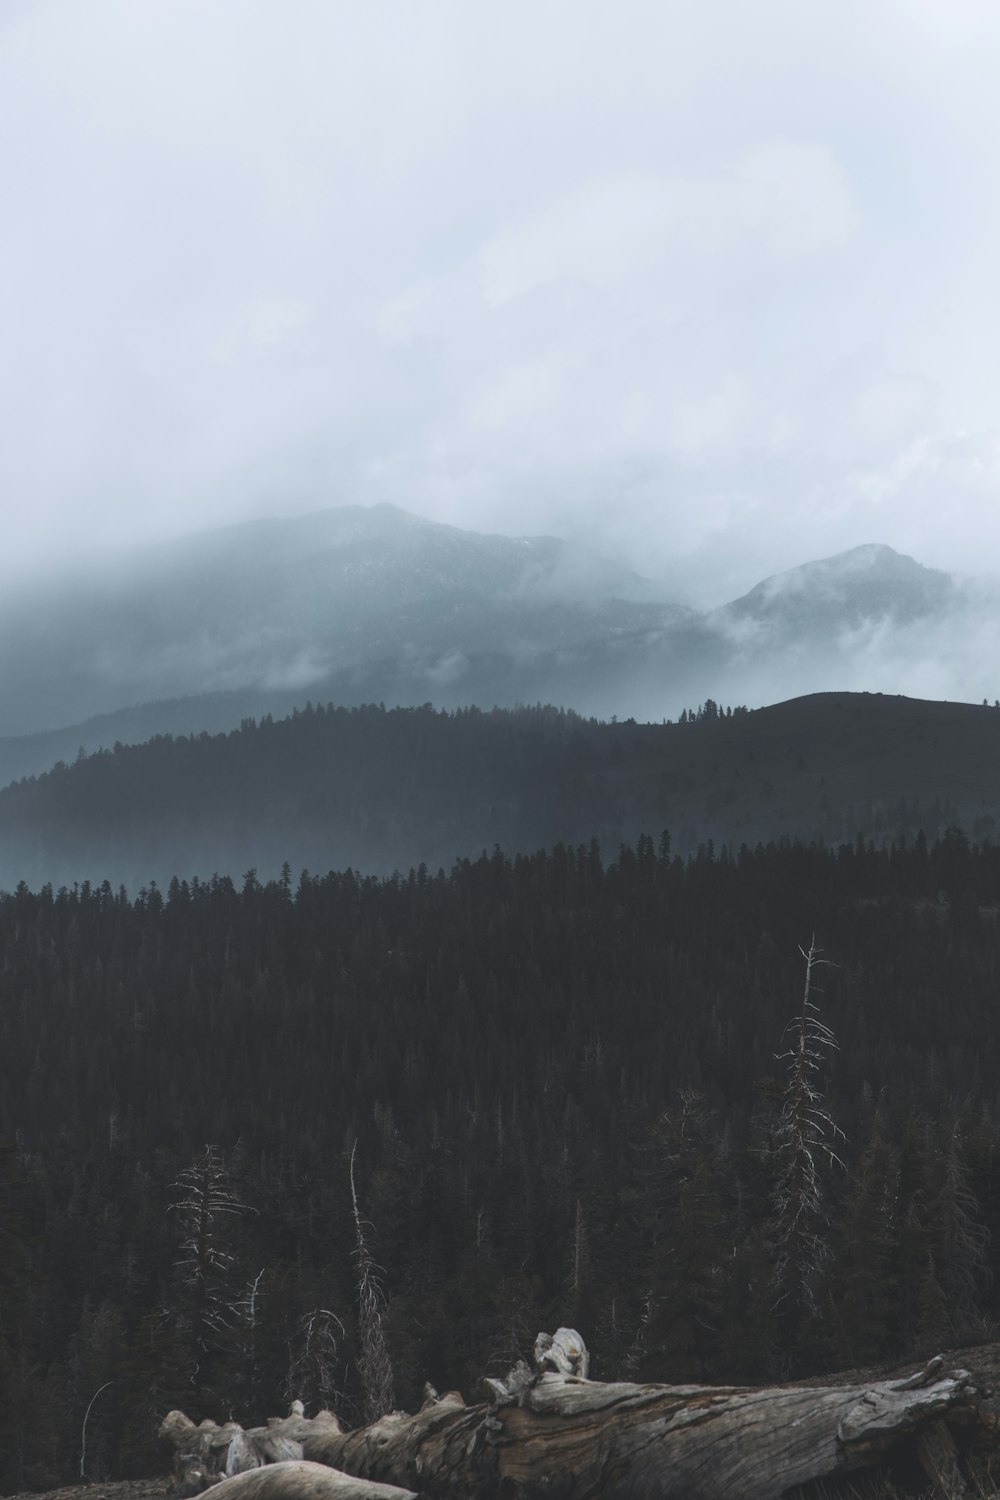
top-left (2, 692), bottom-right (998, 894)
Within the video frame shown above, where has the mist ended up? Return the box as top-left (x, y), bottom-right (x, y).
top-left (1, 503), bottom-right (998, 784)
top-left (2, 0), bottom-right (1000, 605)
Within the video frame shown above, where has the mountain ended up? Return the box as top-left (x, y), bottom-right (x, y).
top-left (0, 503), bottom-right (701, 746)
top-left (719, 543), bottom-right (954, 635)
top-left (1, 507), bottom-right (997, 790)
top-left (2, 691), bottom-right (998, 893)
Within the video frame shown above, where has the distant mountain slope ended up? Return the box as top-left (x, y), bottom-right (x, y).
top-left (4, 506), bottom-right (997, 781)
top-left (0, 503), bottom-right (696, 740)
top-left (706, 543), bottom-right (997, 712)
top-left (1, 691), bottom-right (998, 893)
top-left (719, 544), bottom-right (954, 635)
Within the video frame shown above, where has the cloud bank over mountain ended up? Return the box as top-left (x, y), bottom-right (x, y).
top-left (2, 1), bottom-right (1000, 600)
top-left (0, 509), bottom-right (997, 791)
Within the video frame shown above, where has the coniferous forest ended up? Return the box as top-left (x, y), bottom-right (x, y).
top-left (10, 1), bottom-right (1000, 1492)
top-left (2, 826), bottom-right (1000, 1490)
top-left (2, 692), bottom-right (999, 894)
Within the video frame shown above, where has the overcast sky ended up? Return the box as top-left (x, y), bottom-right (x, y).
top-left (2, 0), bottom-right (1000, 602)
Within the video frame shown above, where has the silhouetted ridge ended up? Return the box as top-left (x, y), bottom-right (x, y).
top-left (3, 508), bottom-right (993, 770)
top-left (2, 691), bottom-right (999, 891)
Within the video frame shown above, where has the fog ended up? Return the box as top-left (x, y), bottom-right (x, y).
top-left (1, 499), bottom-right (998, 769)
top-left (2, 0), bottom-right (1000, 605)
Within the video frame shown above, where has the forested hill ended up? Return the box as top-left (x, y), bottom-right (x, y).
top-left (1, 691), bottom-right (999, 892)
top-left (3, 833), bottom-right (1000, 1490)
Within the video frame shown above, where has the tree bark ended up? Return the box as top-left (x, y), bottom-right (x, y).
top-left (158, 1413), bottom-right (413, 1500)
top-left (297, 1335), bottom-right (994, 1500)
top-left (162, 1331), bottom-right (1000, 1500)
top-left (194, 1461), bottom-right (416, 1500)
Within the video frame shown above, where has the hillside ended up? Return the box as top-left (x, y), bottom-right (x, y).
top-left (718, 542), bottom-right (954, 635)
top-left (0, 504), bottom-right (697, 742)
top-left (4, 832), bottom-right (1000, 1490)
top-left (2, 508), bottom-right (997, 783)
top-left (1, 691), bottom-right (998, 893)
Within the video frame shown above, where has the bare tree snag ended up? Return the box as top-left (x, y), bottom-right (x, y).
top-left (349, 1143), bottom-right (395, 1423)
top-left (162, 1332), bottom-right (999, 1500)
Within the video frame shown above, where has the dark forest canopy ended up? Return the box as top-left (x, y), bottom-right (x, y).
top-left (2, 830), bottom-right (1000, 1489)
top-left (1, 690), bottom-right (999, 892)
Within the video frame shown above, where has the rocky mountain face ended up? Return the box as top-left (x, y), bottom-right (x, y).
top-left (0, 506), bottom-right (995, 786)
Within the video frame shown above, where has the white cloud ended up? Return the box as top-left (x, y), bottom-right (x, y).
top-left (735, 143), bottom-right (860, 258)
top-left (479, 177), bottom-right (679, 305)
top-left (206, 299), bottom-right (310, 366)
top-left (0, 0), bottom-right (999, 611)
top-left (479, 145), bottom-right (859, 306)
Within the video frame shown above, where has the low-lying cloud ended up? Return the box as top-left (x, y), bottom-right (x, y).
top-left (1, 0), bottom-right (999, 606)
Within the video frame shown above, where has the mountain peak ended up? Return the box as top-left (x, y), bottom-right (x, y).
top-left (722, 543), bottom-right (953, 630)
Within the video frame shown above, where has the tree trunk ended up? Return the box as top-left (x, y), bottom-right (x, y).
top-left (163, 1330), bottom-right (1000, 1500)
top-left (194, 1461), bottom-right (417, 1500)
top-left (299, 1334), bottom-right (993, 1500)
top-left (158, 1412), bottom-right (413, 1500)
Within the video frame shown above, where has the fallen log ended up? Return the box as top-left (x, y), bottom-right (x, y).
top-left (162, 1329), bottom-right (1000, 1500)
top-left (298, 1331), bottom-right (996, 1500)
top-left (188, 1460), bottom-right (416, 1500)
top-left (158, 1407), bottom-right (339, 1496)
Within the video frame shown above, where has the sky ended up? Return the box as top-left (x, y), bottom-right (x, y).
top-left (2, 0), bottom-right (1000, 604)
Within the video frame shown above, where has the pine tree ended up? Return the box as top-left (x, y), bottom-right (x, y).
top-left (565, 1197), bottom-right (596, 1334)
top-left (933, 1121), bottom-right (991, 1340)
top-left (637, 1091), bottom-right (728, 1382)
top-left (830, 1111), bottom-right (899, 1366)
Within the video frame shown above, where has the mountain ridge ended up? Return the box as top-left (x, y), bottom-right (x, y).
top-left (0, 503), bottom-right (686, 740)
top-left (2, 689), bottom-right (998, 894)
top-left (719, 542), bottom-right (954, 634)
top-left (4, 504), bottom-right (995, 784)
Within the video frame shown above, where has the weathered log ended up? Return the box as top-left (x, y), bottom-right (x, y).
top-left (192, 1460), bottom-right (416, 1500)
top-left (159, 1410), bottom-right (404, 1500)
top-left (293, 1330), bottom-right (995, 1500)
top-left (159, 1406), bottom-right (314, 1495)
top-left (160, 1331), bottom-right (1000, 1500)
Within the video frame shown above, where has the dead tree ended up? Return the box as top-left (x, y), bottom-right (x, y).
top-left (158, 1409), bottom-right (289, 1494)
top-left (169, 1145), bottom-right (252, 1400)
top-left (349, 1143), bottom-right (395, 1422)
top-left (164, 1329), bottom-right (1000, 1500)
top-left (159, 1405), bottom-right (326, 1496)
top-left (295, 1330), bottom-right (995, 1500)
top-left (159, 1408), bottom-right (407, 1499)
top-left (769, 940), bottom-right (843, 1315)
top-left (286, 1308), bottom-right (348, 1416)
top-left (201, 1463), bottom-right (416, 1500)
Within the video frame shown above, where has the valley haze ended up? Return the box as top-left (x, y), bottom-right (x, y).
top-left (1, 504), bottom-right (998, 896)
top-left (1, 690), bottom-right (998, 896)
